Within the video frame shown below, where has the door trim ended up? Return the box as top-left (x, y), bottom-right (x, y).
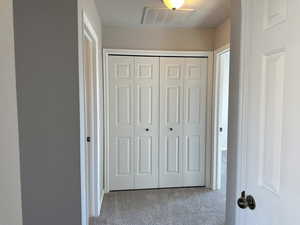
top-left (212, 45), bottom-right (230, 191)
top-left (103, 49), bottom-right (214, 192)
top-left (79, 12), bottom-right (101, 225)
top-left (226, 0), bottom-right (251, 224)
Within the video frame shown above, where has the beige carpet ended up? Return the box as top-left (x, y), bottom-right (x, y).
top-left (92, 187), bottom-right (226, 225)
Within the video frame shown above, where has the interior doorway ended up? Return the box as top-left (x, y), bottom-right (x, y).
top-left (213, 47), bottom-right (230, 192)
top-left (80, 14), bottom-right (101, 225)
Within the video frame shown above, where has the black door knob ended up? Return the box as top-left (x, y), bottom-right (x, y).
top-left (145, 128), bottom-right (149, 131)
top-left (169, 128), bottom-right (173, 131)
top-left (237, 191), bottom-right (256, 210)
top-left (237, 191), bottom-right (248, 209)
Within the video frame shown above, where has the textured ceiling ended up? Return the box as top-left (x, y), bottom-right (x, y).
top-left (95, 0), bottom-right (230, 28)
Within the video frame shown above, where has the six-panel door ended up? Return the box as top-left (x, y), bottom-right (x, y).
top-left (134, 57), bottom-right (159, 189)
top-left (183, 58), bottom-right (207, 187)
top-left (109, 56), bottom-right (135, 190)
top-left (159, 57), bottom-right (207, 188)
top-left (109, 56), bottom-right (159, 190)
top-left (109, 56), bottom-right (208, 190)
top-left (159, 58), bottom-right (185, 187)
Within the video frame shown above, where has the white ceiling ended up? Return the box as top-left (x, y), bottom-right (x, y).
top-left (95, 0), bottom-right (230, 28)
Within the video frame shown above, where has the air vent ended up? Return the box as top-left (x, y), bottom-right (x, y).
top-left (141, 7), bottom-right (196, 25)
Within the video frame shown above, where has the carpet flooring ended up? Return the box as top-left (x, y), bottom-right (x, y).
top-left (92, 187), bottom-right (226, 225)
top-left (92, 153), bottom-right (227, 225)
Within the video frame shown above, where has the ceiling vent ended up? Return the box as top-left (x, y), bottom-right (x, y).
top-left (141, 7), bottom-right (196, 25)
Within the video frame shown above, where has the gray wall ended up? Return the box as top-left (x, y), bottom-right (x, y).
top-left (0, 0), bottom-right (23, 225)
top-left (13, 0), bottom-right (82, 224)
top-left (226, 0), bottom-right (241, 224)
top-left (103, 26), bottom-right (215, 51)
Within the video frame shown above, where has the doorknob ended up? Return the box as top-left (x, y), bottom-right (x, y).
top-left (86, 136), bottom-right (91, 142)
top-left (237, 191), bottom-right (256, 210)
top-left (169, 128), bottom-right (173, 131)
top-left (145, 128), bottom-right (149, 131)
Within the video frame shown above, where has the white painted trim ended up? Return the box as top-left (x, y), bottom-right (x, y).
top-left (211, 45), bottom-right (230, 190)
top-left (206, 51), bottom-right (214, 188)
top-left (83, 12), bottom-right (101, 218)
top-left (224, 1), bottom-right (250, 224)
top-left (103, 49), bottom-right (212, 57)
top-left (234, 0), bottom-right (251, 224)
top-left (103, 49), bottom-right (214, 192)
top-left (80, 12), bottom-right (101, 225)
top-left (215, 44), bottom-right (231, 55)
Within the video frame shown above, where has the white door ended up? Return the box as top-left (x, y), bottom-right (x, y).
top-left (83, 34), bottom-right (95, 217)
top-left (159, 57), bottom-right (185, 187)
top-left (217, 51), bottom-right (230, 189)
top-left (159, 57), bottom-right (207, 187)
top-left (241, 0), bottom-right (300, 224)
top-left (218, 51), bottom-right (230, 153)
top-left (109, 56), bottom-right (159, 190)
top-left (134, 57), bottom-right (159, 189)
top-left (183, 58), bottom-right (207, 186)
top-left (109, 56), bottom-right (135, 190)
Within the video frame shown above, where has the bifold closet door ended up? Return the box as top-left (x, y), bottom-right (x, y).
top-left (183, 58), bottom-right (207, 186)
top-left (108, 56), bottom-right (159, 190)
top-left (159, 57), bottom-right (207, 188)
top-left (134, 57), bottom-right (159, 189)
top-left (109, 56), bottom-right (135, 190)
top-left (159, 58), bottom-right (185, 187)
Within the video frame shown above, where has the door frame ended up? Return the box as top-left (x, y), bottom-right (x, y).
top-left (226, 0), bottom-right (251, 224)
top-left (79, 12), bottom-right (101, 225)
top-left (103, 49), bottom-right (214, 192)
top-left (211, 44), bottom-right (230, 190)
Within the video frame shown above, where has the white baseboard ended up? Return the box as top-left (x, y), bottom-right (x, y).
top-left (99, 189), bottom-right (105, 215)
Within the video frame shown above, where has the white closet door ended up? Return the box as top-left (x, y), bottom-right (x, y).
top-left (134, 57), bottom-right (159, 189)
top-left (183, 58), bottom-right (207, 186)
top-left (159, 57), bottom-right (185, 187)
top-left (109, 56), bottom-right (135, 190)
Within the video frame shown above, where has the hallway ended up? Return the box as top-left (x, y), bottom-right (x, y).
top-left (93, 187), bottom-right (225, 225)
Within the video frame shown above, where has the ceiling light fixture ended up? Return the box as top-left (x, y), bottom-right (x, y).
top-left (162, 0), bottom-right (185, 10)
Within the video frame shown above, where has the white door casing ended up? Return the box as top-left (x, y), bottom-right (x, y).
top-left (105, 51), bottom-right (212, 190)
top-left (241, 0), bottom-right (300, 224)
top-left (217, 50), bottom-right (230, 190)
top-left (80, 13), bottom-right (102, 225)
top-left (83, 34), bottom-right (94, 218)
top-left (82, 17), bottom-right (101, 219)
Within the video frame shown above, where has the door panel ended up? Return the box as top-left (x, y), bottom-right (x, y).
top-left (134, 57), bottom-right (159, 189)
top-left (166, 86), bottom-right (180, 124)
top-left (136, 136), bottom-right (152, 174)
top-left (109, 56), bottom-right (134, 190)
top-left (166, 136), bottom-right (180, 173)
top-left (183, 58), bottom-right (207, 186)
top-left (243, 0), bottom-right (300, 224)
top-left (116, 137), bottom-right (131, 175)
top-left (116, 86), bottom-right (131, 126)
top-left (159, 58), bottom-right (184, 187)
